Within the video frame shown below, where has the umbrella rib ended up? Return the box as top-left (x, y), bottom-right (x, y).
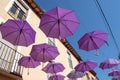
top-left (21, 31), bottom-right (28, 46)
top-left (40, 21), bottom-right (56, 28)
top-left (45, 50), bottom-right (56, 60)
top-left (61, 19), bottom-right (79, 24)
top-left (93, 36), bottom-right (107, 42)
top-left (13, 20), bottom-right (22, 29)
top-left (2, 25), bottom-right (19, 29)
top-left (33, 48), bottom-right (43, 61)
top-left (30, 58), bottom-right (36, 68)
top-left (14, 32), bottom-right (21, 45)
top-left (43, 14), bottom-right (57, 20)
top-left (46, 21), bottom-right (58, 37)
top-left (46, 63), bottom-right (53, 73)
top-left (81, 63), bottom-right (85, 72)
top-left (43, 48), bottom-right (45, 62)
top-left (60, 22), bottom-right (74, 34)
top-left (53, 64), bottom-right (56, 73)
top-left (24, 30), bottom-right (35, 44)
top-left (60, 10), bottom-right (74, 19)
top-left (25, 59), bottom-right (30, 68)
top-left (2, 30), bottom-right (19, 38)
top-left (90, 38), bottom-right (100, 49)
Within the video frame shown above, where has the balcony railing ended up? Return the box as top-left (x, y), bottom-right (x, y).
top-left (0, 41), bottom-right (23, 77)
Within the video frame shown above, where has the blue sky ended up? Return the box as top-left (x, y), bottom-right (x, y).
top-left (35, 0), bottom-right (120, 80)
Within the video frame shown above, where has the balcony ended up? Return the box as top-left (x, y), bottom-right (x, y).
top-left (0, 40), bottom-right (23, 80)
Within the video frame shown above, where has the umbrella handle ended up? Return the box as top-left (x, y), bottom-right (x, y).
top-left (59, 36), bottom-right (61, 40)
top-left (27, 68), bottom-right (29, 75)
top-left (42, 62), bottom-right (44, 68)
top-left (94, 50), bottom-right (99, 56)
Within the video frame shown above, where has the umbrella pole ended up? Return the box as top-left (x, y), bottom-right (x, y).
top-left (27, 68), bottom-right (29, 75)
top-left (42, 62), bottom-right (44, 68)
top-left (94, 50), bottom-right (99, 56)
top-left (59, 36), bottom-right (61, 40)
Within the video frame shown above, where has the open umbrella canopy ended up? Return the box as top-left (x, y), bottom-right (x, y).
top-left (39, 7), bottom-right (80, 39)
top-left (67, 70), bottom-right (85, 78)
top-left (48, 74), bottom-right (65, 80)
top-left (30, 43), bottom-right (59, 62)
top-left (42, 61), bottom-right (65, 73)
top-left (18, 56), bottom-right (40, 68)
top-left (99, 58), bottom-right (120, 70)
top-left (74, 60), bottom-right (97, 72)
top-left (108, 69), bottom-right (120, 77)
top-left (0, 19), bottom-right (36, 46)
top-left (78, 30), bottom-right (108, 51)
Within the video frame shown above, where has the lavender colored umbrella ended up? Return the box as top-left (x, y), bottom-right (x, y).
top-left (0, 19), bottom-right (36, 46)
top-left (99, 58), bottom-right (120, 70)
top-left (39, 7), bottom-right (80, 39)
top-left (108, 69), bottom-right (120, 77)
top-left (30, 43), bottom-right (59, 62)
top-left (74, 60), bottom-right (97, 72)
top-left (67, 70), bottom-right (85, 79)
top-left (42, 62), bottom-right (65, 73)
top-left (18, 56), bottom-right (40, 74)
top-left (78, 30), bottom-right (108, 51)
top-left (48, 74), bottom-right (65, 80)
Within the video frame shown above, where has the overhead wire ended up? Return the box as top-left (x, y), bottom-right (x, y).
top-left (93, 0), bottom-right (120, 58)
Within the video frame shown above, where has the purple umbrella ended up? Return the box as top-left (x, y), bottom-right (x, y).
top-left (39, 7), bottom-right (80, 39)
top-left (67, 70), bottom-right (85, 78)
top-left (42, 62), bottom-right (65, 73)
top-left (18, 56), bottom-right (40, 74)
top-left (48, 74), bottom-right (65, 80)
top-left (78, 30), bottom-right (108, 52)
top-left (99, 58), bottom-right (120, 70)
top-left (30, 43), bottom-right (59, 62)
top-left (0, 19), bottom-right (36, 46)
top-left (74, 60), bottom-right (97, 72)
top-left (108, 69), bottom-right (120, 77)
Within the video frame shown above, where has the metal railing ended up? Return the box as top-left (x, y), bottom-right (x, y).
top-left (0, 41), bottom-right (23, 77)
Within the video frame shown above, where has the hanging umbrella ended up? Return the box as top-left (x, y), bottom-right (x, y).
top-left (78, 30), bottom-right (108, 55)
top-left (39, 7), bottom-right (80, 39)
top-left (48, 74), bottom-right (65, 80)
top-left (42, 61), bottom-right (65, 73)
top-left (108, 69), bottom-right (120, 77)
top-left (18, 56), bottom-right (40, 74)
top-left (99, 58), bottom-right (120, 70)
top-left (0, 19), bottom-right (36, 46)
top-left (30, 43), bottom-right (59, 62)
top-left (67, 70), bottom-right (85, 79)
top-left (74, 60), bottom-right (97, 72)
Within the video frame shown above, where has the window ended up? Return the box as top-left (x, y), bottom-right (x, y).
top-left (10, 2), bottom-right (18, 14)
top-left (48, 38), bottom-right (55, 46)
top-left (8, 0), bottom-right (28, 20)
top-left (67, 51), bottom-right (73, 69)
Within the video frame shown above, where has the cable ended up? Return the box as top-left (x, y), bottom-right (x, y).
top-left (93, 0), bottom-right (120, 58)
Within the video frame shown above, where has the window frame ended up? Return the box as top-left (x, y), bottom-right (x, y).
top-left (8, 0), bottom-right (28, 20)
top-left (48, 38), bottom-right (56, 46)
top-left (67, 50), bottom-right (73, 69)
